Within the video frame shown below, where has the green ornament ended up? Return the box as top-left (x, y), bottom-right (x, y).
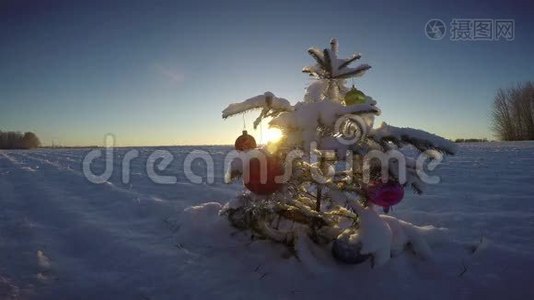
top-left (344, 85), bottom-right (366, 105)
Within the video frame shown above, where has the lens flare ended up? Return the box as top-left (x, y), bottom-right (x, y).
top-left (261, 128), bottom-right (283, 144)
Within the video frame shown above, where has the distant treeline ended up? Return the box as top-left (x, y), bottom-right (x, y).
top-left (454, 138), bottom-right (488, 143)
top-left (492, 81), bottom-right (534, 141)
top-left (0, 131), bottom-right (41, 149)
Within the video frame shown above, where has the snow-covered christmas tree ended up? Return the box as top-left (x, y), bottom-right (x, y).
top-left (221, 39), bottom-right (457, 266)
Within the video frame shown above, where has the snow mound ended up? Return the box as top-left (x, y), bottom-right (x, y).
top-left (181, 200), bottom-right (448, 270)
top-left (179, 202), bottom-right (235, 245)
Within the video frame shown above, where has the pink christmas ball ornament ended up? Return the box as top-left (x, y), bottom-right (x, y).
top-left (365, 180), bottom-right (405, 208)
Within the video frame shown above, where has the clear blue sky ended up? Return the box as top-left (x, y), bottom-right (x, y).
top-left (1, 0), bottom-right (533, 146)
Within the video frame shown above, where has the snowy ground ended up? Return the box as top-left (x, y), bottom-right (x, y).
top-left (1, 142), bottom-right (534, 299)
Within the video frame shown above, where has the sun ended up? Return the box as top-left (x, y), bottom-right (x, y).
top-left (261, 127), bottom-right (283, 144)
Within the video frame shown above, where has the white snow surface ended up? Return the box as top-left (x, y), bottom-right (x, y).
top-left (1, 142), bottom-right (534, 299)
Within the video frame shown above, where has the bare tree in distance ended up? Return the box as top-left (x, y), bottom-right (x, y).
top-left (0, 131), bottom-right (41, 149)
top-left (491, 81), bottom-right (534, 141)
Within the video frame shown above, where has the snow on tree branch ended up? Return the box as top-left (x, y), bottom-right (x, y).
top-left (369, 122), bottom-right (457, 155)
top-left (270, 100), bottom-right (380, 130)
top-left (302, 39), bottom-right (371, 80)
top-left (221, 92), bottom-right (294, 119)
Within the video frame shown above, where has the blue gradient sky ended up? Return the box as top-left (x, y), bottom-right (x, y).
top-left (1, 0), bottom-right (533, 146)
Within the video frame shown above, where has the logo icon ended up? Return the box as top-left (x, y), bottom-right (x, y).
top-left (425, 19), bottom-right (446, 40)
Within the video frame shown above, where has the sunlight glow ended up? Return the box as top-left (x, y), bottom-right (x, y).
top-left (261, 127), bottom-right (283, 144)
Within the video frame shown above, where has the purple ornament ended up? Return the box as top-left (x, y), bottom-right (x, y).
top-left (366, 180), bottom-right (404, 208)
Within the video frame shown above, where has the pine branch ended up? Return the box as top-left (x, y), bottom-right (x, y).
top-left (369, 123), bottom-right (457, 155)
top-left (302, 66), bottom-right (319, 77)
top-left (330, 38), bottom-right (338, 54)
top-left (323, 49), bottom-right (333, 77)
top-left (338, 53), bottom-right (362, 70)
top-left (334, 64), bottom-right (371, 79)
top-left (222, 92), bottom-right (293, 119)
top-left (307, 48), bottom-right (327, 70)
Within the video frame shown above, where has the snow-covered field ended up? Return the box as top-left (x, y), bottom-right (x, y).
top-left (1, 142), bottom-right (534, 300)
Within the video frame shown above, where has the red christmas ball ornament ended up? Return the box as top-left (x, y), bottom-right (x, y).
top-left (365, 180), bottom-right (404, 208)
top-left (234, 130), bottom-right (257, 151)
top-left (244, 152), bottom-right (283, 195)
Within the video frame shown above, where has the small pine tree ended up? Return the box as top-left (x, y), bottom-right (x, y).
top-left (221, 39), bottom-right (456, 266)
